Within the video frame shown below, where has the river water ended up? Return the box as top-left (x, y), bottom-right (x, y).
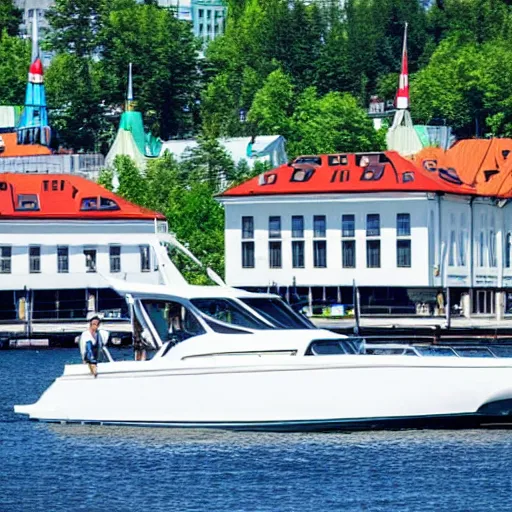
top-left (1, 349), bottom-right (512, 512)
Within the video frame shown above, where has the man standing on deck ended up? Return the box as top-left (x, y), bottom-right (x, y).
top-left (79, 315), bottom-right (103, 377)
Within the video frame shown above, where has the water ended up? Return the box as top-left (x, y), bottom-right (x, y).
top-left (1, 349), bottom-right (512, 512)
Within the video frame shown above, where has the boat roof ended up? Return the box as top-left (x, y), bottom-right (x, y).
top-left (108, 277), bottom-right (279, 300)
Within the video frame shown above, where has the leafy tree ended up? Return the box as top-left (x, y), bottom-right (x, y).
top-left (288, 88), bottom-right (384, 156)
top-left (248, 68), bottom-right (294, 137)
top-left (97, 168), bottom-right (114, 190)
top-left (0, 30), bottom-right (30, 105)
top-left (0, 0), bottom-right (21, 36)
top-left (101, 2), bottom-right (201, 139)
top-left (45, 53), bottom-right (106, 151)
top-left (181, 136), bottom-right (236, 192)
top-left (114, 155), bottom-right (147, 205)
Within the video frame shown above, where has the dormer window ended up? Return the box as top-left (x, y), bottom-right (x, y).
top-left (360, 165), bottom-right (385, 181)
top-left (258, 173), bottom-right (277, 186)
top-left (291, 168), bottom-right (315, 182)
top-left (99, 197), bottom-right (119, 210)
top-left (439, 167), bottom-right (463, 185)
top-left (16, 194), bottom-right (39, 211)
top-left (402, 171), bottom-right (415, 183)
top-left (81, 197), bottom-right (98, 210)
top-left (0, 182), bottom-right (7, 191)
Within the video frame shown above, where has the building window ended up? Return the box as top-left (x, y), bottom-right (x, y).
top-left (57, 246), bottom-right (69, 273)
top-left (366, 214), bottom-right (380, 236)
top-left (313, 240), bottom-right (327, 268)
top-left (242, 216), bottom-right (254, 239)
top-left (0, 246), bottom-right (11, 274)
top-left (110, 246), bottom-right (121, 273)
top-left (269, 216), bottom-right (281, 238)
top-left (342, 240), bottom-right (356, 268)
top-left (490, 216), bottom-right (497, 267)
top-left (313, 215), bottom-right (326, 237)
top-left (459, 214), bottom-right (467, 266)
top-left (342, 214), bottom-right (355, 237)
top-left (292, 241), bottom-right (304, 268)
top-left (242, 242), bottom-right (255, 268)
top-left (478, 231), bottom-right (485, 267)
top-left (397, 240), bottom-right (411, 268)
top-left (366, 240), bottom-right (381, 268)
top-left (396, 213), bottom-right (410, 236)
top-left (506, 233), bottom-right (512, 269)
top-left (140, 245), bottom-right (150, 272)
top-left (292, 216), bottom-right (304, 238)
top-left (84, 249), bottom-right (97, 273)
top-left (269, 241), bottom-right (282, 268)
top-left (29, 246), bottom-right (41, 273)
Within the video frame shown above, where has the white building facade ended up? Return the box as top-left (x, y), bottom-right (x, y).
top-left (220, 151), bottom-right (512, 318)
top-left (0, 173), bottom-right (169, 321)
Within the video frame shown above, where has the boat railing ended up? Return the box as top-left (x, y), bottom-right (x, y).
top-left (363, 342), bottom-right (512, 358)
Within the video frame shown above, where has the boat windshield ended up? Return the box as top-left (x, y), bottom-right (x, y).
top-left (190, 298), bottom-right (274, 330)
top-left (240, 297), bottom-right (315, 329)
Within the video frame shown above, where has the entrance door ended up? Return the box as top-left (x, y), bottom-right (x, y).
top-left (473, 290), bottom-right (495, 315)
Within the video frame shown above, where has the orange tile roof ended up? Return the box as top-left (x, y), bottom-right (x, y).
top-left (222, 151), bottom-right (476, 198)
top-left (0, 132), bottom-right (52, 157)
top-left (0, 173), bottom-right (165, 220)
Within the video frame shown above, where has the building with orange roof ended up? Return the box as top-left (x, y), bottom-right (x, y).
top-left (219, 148), bottom-right (512, 319)
top-left (0, 173), bottom-right (172, 322)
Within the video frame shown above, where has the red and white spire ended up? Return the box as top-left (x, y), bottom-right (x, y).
top-left (396, 22), bottom-right (409, 110)
top-left (28, 12), bottom-right (44, 84)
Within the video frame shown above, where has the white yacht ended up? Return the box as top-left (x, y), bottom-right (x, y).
top-left (14, 277), bottom-right (512, 431)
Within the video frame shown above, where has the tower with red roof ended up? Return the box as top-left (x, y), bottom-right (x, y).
top-left (16, 14), bottom-right (51, 146)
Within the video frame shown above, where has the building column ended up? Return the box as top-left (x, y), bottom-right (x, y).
top-left (496, 290), bottom-right (505, 321)
top-left (461, 291), bottom-right (471, 318)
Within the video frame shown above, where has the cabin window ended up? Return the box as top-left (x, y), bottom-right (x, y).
top-left (84, 249), bottom-right (97, 273)
top-left (140, 245), bottom-right (150, 272)
top-left (0, 246), bottom-right (11, 273)
top-left (52, 180), bottom-right (58, 191)
top-left (259, 173), bottom-right (277, 186)
top-left (241, 297), bottom-right (314, 329)
top-left (57, 246), bottom-right (69, 273)
top-left (192, 298), bottom-right (271, 330)
top-left (339, 169), bottom-right (350, 182)
top-left (100, 197), bottom-right (119, 210)
top-left (360, 165), bottom-right (385, 181)
top-left (43, 180), bottom-right (49, 191)
top-left (0, 182), bottom-right (6, 191)
top-left (81, 197), bottom-right (98, 210)
top-left (306, 339), bottom-right (359, 356)
top-left (109, 246), bottom-right (121, 273)
top-left (29, 246), bottom-right (41, 273)
top-left (16, 194), bottom-right (39, 211)
top-left (242, 242), bottom-right (254, 268)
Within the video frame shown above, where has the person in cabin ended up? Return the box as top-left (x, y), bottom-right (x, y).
top-left (133, 316), bottom-right (148, 361)
top-left (79, 315), bottom-right (103, 377)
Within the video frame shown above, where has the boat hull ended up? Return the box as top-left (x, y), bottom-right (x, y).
top-left (14, 356), bottom-right (512, 431)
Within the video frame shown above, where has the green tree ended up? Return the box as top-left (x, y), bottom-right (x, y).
top-left (0, 30), bottom-right (30, 104)
top-left (114, 155), bottom-right (147, 205)
top-left (45, 53), bottom-right (106, 150)
top-left (288, 88), bottom-right (384, 156)
top-left (248, 68), bottom-right (294, 137)
top-left (0, 0), bottom-right (21, 36)
top-left (97, 168), bottom-right (114, 190)
top-left (101, 2), bottom-right (201, 139)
